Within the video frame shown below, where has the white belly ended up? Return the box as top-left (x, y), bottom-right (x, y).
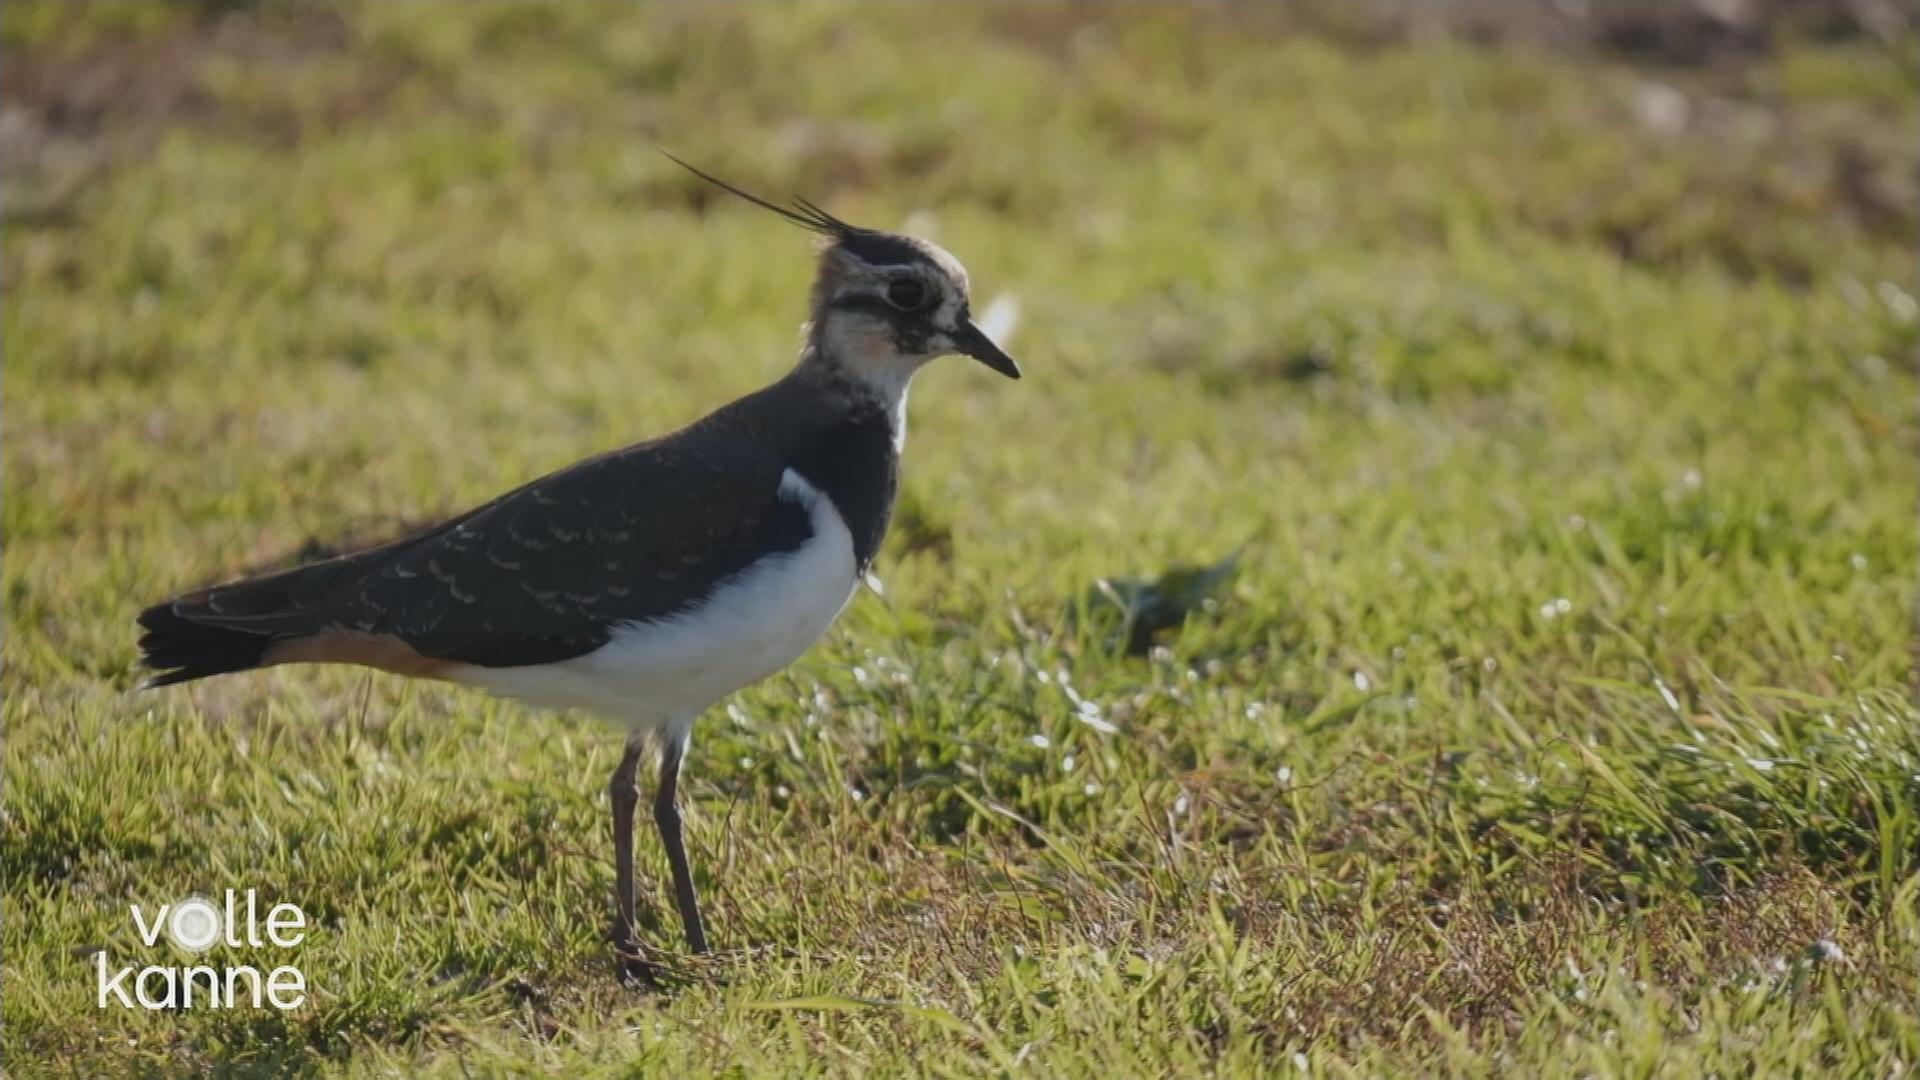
top-left (447, 469), bottom-right (859, 733)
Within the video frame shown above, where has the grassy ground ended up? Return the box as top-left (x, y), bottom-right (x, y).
top-left (5, 3), bottom-right (1918, 1076)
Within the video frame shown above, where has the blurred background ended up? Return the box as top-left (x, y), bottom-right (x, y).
top-left (5, 2), bottom-right (1917, 1075)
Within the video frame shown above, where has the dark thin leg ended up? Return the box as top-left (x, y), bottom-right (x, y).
top-left (654, 737), bottom-right (708, 954)
top-left (607, 736), bottom-right (653, 984)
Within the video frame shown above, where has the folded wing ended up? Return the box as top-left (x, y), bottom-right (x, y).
top-left (138, 423), bottom-right (810, 686)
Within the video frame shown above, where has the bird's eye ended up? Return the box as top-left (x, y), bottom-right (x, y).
top-left (885, 279), bottom-right (928, 311)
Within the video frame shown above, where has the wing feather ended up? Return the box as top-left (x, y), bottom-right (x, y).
top-left (156, 410), bottom-right (814, 672)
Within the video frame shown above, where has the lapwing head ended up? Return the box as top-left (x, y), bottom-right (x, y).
top-left (664, 153), bottom-right (1021, 388)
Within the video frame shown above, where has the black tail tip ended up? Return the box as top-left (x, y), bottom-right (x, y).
top-left (136, 600), bottom-right (273, 688)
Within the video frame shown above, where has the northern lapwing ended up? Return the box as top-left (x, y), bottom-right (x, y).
top-left (135, 157), bottom-right (1021, 983)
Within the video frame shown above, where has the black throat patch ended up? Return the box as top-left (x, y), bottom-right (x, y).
top-left (782, 396), bottom-right (900, 571)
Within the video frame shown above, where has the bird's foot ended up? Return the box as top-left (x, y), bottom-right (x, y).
top-left (609, 926), bottom-right (659, 990)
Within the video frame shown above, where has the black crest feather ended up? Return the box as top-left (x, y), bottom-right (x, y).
top-left (660, 149), bottom-right (857, 238)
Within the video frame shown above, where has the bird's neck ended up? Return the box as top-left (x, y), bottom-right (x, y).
top-left (766, 337), bottom-right (906, 571)
top-left (792, 330), bottom-right (913, 452)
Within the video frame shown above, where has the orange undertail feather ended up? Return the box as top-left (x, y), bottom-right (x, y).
top-left (136, 560), bottom-right (451, 687)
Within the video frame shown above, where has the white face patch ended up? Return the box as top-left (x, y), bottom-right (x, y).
top-left (913, 239), bottom-right (971, 295)
top-left (929, 290), bottom-right (964, 336)
top-left (803, 230), bottom-right (984, 414)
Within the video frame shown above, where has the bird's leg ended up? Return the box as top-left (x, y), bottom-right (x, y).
top-left (654, 735), bottom-right (708, 954)
top-left (608, 734), bottom-right (653, 984)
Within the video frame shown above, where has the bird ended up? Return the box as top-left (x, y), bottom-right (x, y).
top-left (134, 155), bottom-right (1021, 984)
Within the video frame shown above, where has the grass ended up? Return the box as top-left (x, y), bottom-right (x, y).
top-left (5, 2), bottom-right (1918, 1076)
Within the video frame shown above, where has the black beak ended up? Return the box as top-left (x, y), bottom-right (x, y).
top-left (951, 319), bottom-right (1022, 380)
